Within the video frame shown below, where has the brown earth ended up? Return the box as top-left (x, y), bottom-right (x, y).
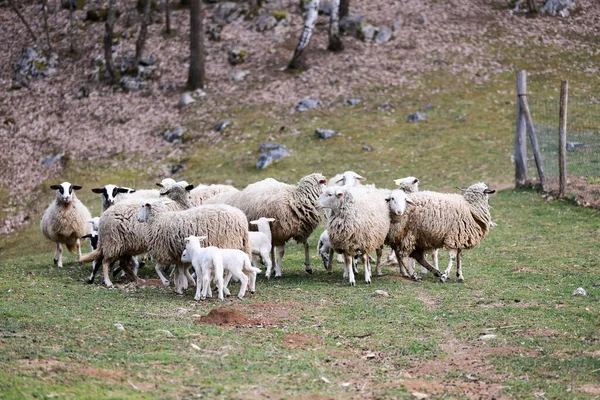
top-left (195, 306), bottom-right (264, 326)
top-left (283, 332), bottom-right (322, 349)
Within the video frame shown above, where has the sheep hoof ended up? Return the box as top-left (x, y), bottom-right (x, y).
top-left (53, 259), bottom-right (58, 265)
top-left (349, 281), bottom-right (355, 287)
top-left (327, 271), bottom-right (332, 275)
top-left (274, 275), bottom-right (282, 280)
top-left (458, 275), bottom-right (465, 282)
top-left (237, 295), bottom-right (244, 300)
top-left (305, 268), bottom-right (313, 275)
top-left (194, 297), bottom-right (200, 301)
top-left (412, 274), bottom-right (422, 282)
top-left (440, 274), bottom-right (448, 283)
top-left (365, 280), bottom-right (371, 285)
top-left (250, 290), bottom-right (255, 294)
top-left (163, 280), bottom-right (170, 287)
top-left (86, 277), bottom-right (94, 284)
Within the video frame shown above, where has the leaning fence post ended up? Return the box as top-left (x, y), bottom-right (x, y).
top-left (515, 71), bottom-right (528, 187)
top-left (520, 95), bottom-right (547, 190)
top-left (558, 80), bottom-right (568, 198)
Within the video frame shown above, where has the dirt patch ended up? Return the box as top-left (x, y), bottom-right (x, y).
top-left (17, 358), bottom-right (122, 382)
top-left (513, 267), bottom-right (541, 274)
top-left (236, 301), bottom-right (309, 327)
top-left (414, 289), bottom-right (440, 311)
top-left (136, 279), bottom-right (166, 288)
top-left (578, 384), bottom-right (600, 395)
top-left (283, 332), bottom-right (323, 349)
top-left (195, 306), bottom-right (263, 327)
top-left (543, 176), bottom-right (600, 209)
top-left (400, 378), bottom-right (508, 400)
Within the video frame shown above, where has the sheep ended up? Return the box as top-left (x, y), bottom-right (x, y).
top-left (388, 182), bottom-right (495, 283)
top-left (328, 171), bottom-right (366, 187)
top-left (159, 182), bottom-right (239, 208)
top-left (91, 185), bottom-right (136, 213)
top-left (317, 186), bottom-right (391, 286)
top-left (137, 201), bottom-right (251, 294)
top-left (248, 217), bottom-right (275, 276)
top-left (40, 182), bottom-right (92, 268)
top-left (91, 179), bottom-right (178, 214)
top-left (204, 173), bottom-right (327, 279)
top-left (181, 236), bottom-right (225, 301)
top-left (220, 247), bottom-right (261, 298)
top-left (81, 217), bottom-right (101, 283)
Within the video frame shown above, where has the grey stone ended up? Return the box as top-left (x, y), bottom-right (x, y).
top-left (138, 64), bottom-right (160, 80)
top-left (256, 144), bottom-right (292, 170)
top-left (379, 102), bottom-right (393, 111)
top-left (541, 0), bottom-right (576, 16)
top-left (119, 75), bottom-right (143, 91)
top-left (315, 128), bottom-right (338, 140)
top-left (362, 145), bottom-right (372, 152)
top-left (339, 16), bottom-right (365, 36)
top-left (567, 141), bottom-right (585, 151)
top-left (213, 2), bottom-right (244, 25)
top-left (419, 13), bottom-right (429, 25)
top-left (572, 287), bottom-right (587, 296)
top-left (344, 97), bottom-right (361, 106)
top-left (375, 290), bottom-right (389, 297)
top-left (206, 23), bottom-right (222, 41)
top-left (42, 153), bottom-right (64, 167)
top-left (228, 48), bottom-right (248, 65)
top-left (407, 112), bottom-right (428, 122)
top-left (392, 18), bottom-right (403, 31)
top-left (163, 126), bottom-right (185, 143)
top-left (478, 334), bottom-right (497, 341)
top-left (425, 103), bottom-right (433, 110)
top-left (216, 120), bottom-right (231, 133)
top-left (171, 164), bottom-right (186, 175)
top-left (76, 86), bottom-right (91, 99)
top-left (139, 55), bottom-right (158, 66)
top-left (256, 13), bottom-right (277, 31)
top-left (178, 92), bottom-right (195, 106)
top-left (375, 26), bottom-right (392, 43)
top-left (12, 47), bottom-right (59, 81)
top-left (229, 71), bottom-right (249, 82)
top-left (296, 98), bottom-right (321, 112)
top-left (358, 24), bottom-right (376, 42)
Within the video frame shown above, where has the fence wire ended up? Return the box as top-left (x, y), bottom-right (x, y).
top-left (528, 98), bottom-right (600, 180)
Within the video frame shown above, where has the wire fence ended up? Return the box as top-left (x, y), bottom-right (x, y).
top-left (528, 98), bottom-right (600, 181)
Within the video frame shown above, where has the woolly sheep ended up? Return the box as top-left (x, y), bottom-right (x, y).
top-left (248, 217), bottom-right (276, 277)
top-left (159, 182), bottom-right (239, 208)
top-left (181, 236), bottom-right (225, 301)
top-left (388, 182), bottom-right (495, 283)
top-left (328, 171), bottom-right (366, 187)
top-left (41, 182), bottom-right (92, 268)
top-left (204, 173), bottom-right (327, 279)
top-left (220, 247), bottom-right (261, 297)
top-left (137, 202), bottom-right (251, 294)
top-left (317, 186), bottom-right (391, 286)
top-left (91, 185), bottom-right (136, 213)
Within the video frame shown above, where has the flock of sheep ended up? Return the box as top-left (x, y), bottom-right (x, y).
top-left (40, 172), bottom-right (496, 299)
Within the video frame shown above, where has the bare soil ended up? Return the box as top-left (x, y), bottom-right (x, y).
top-left (195, 306), bottom-right (263, 327)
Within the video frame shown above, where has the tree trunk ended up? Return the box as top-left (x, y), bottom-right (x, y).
top-left (188, 0), bottom-right (205, 90)
top-left (42, 0), bottom-right (52, 52)
top-left (104, 0), bottom-right (118, 83)
top-left (8, 0), bottom-right (37, 43)
top-left (135, 0), bottom-right (152, 68)
top-left (69, 0), bottom-right (75, 53)
top-left (328, 0), bottom-right (342, 51)
top-left (165, 0), bottom-right (171, 33)
top-left (527, 0), bottom-right (538, 14)
top-left (289, 0), bottom-right (319, 70)
top-left (339, 0), bottom-right (349, 19)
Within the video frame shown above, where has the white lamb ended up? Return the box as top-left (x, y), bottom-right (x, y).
top-left (181, 236), bottom-right (225, 301)
top-left (248, 217), bottom-right (275, 277)
top-left (40, 182), bottom-right (92, 268)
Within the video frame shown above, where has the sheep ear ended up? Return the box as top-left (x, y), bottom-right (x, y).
top-left (384, 197), bottom-right (391, 203)
top-left (319, 179), bottom-right (327, 184)
top-left (144, 203), bottom-right (151, 208)
top-left (335, 191), bottom-right (344, 198)
top-left (50, 185), bottom-right (61, 190)
top-left (156, 183), bottom-right (164, 188)
top-left (413, 178), bottom-right (419, 184)
top-left (185, 238), bottom-right (190, 244)
top-left (81, 234), bottom-right (91, 239)
top-left (117, 187), bottom-right (131, 194)
top-left (72, 185), bottom-right (83, 191)
top-left (484, 189), bottom-right (496, 194)
top-left (160, 189), bottom-right (171, 195)
top-left (456, 186), bottom-right (467, 191)
top-left (185, 185), bottom-right (194, 191)
top-left (91, 188), bottom-right (104, 194)
top-left (393, 179), bottom-right (401, 186)
top-left (249, 221), bottom-right (258, 225)
top-left (266, 218), bottom-right (276, 222)
top-left (406, 198), bottom-right (416, 206)
top-left (355, 174), bottom-right (366, 181)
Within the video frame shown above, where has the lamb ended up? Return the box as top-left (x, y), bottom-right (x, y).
top-left (40, 182), bottom-right (92, 268)
top-left (220, 247), bottom-right (261, 297)
top-left (81, 217), bottom-right (101, 283)
top-left (388, 182), bottom-right (495, 283)
top-left (137, 201), bottom-right (251, 294)
top-left (204, 173), bottom-right (327, 279)
top-left (181, 236), bottom-right (225, 301)
top-left (248, 217), bottom-right (276, 276)
top-left (317, 186), bottom-right (391, 286)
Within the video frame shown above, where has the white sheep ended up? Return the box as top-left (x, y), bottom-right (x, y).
top-left (41, 182), bottom-right (92, 268)
top-left (81, 217), bottom-right (101, 283)
top-left (328, 171), bottom-right (366, 187)
top-left (248, 217), bottom-right (276, 277)
top-left (220, 247), bottom-right (261, 298)
top-left (181, 236), bottom-right (225, 301)
top-left (388, 182), bottom-right (495, 283)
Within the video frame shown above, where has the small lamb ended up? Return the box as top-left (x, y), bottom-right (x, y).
top-left (41, 182), bottom-right (92, 268)
top-left (248, 217), bottom-right (276, 278)
top-left (181, 236), bottom-right (225, 301)
top-left (81, 217), bottom-right (100, 283)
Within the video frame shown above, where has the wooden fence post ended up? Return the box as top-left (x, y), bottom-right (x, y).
top-left (520, 94), bottom-right (547, 190)
top-left (515, 71), bottom-right (528, 187)
top-left (558, 80), bottom-right (568, 198)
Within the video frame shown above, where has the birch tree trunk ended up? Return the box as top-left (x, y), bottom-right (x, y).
top-left (289, 0), bottom-right (319, 70)
top-left (42, 0), bottom-right (52, 52)
top-left (165, 0), bottom-right (171, 33)
top-left (328, 0), bottom-right (342, 51)
top-left (339, 0), bottom-right (349, 19)
top-left (135, 0), bottom-right (152, 68)
top-left (8, 0), bottom-right (37, 43)
top-left (188, 0), bottom-right (205, 89)
top-left (104, 0), bottom-right (118, 83)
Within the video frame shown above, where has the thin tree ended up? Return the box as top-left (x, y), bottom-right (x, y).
top-left (328, 0), bottom-right (342, 51)
top-left (8, 0), bottom-right (37, 43)
top-left (289, 0), bottom-right (319, 69)
top-left (165, 0), bottom-right (171, 33)
top-left (339, 0), bottom-right (349, 19)
top-left (527, 0), bottom-right (538, 14)
top-left (103, 0), bottom-right (118, 83)
top-left (69, 0), bottom-right (75, 53)
top-left (42, 0), bottom-right (52, 52)
top-left (188, 0), bottom-right (205, 89)
top-left (135, 0), bottom-right (152, 68)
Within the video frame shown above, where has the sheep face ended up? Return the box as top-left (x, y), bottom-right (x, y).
top-left (182, 235), bottom-right (208, 261)
top-left (137, 203), bottom-right (152, 222)
top-left (249, 217), bottom-right (276, 226)
top-left (386, 190), bottom-right (414, 216)
top-left (91, 184), bottom-right (134, 207)
top-left (393, 177), bottom-right (419, 193)
top-left (317, 187), bottom-right (344, 210)
top-left (336, 171), bottom-right (366, 186)
top-left (50, 182), bottom-right (82, 204)
top-left (460, 182), bottom-right (496, 204)
top-left (181, 248), bottom-right (191, 262)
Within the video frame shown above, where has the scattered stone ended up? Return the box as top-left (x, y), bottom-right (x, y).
top-left (256, 143), bottom-right (292, 170)
top-left (206, 23), bottom-right (222, 41)
top-left (171, 164), bottom-right (186, 175)
top-left (228, 48), bottom-right (248, 65)
top-left (425, 103), bottom-right (433, 110)
top-left (76, 86), bottom-right (91, 99)
top-left (119, 75), bottom-right (143, 91)
top-left (358, 24), bottom-right (376, 42)
top-left (229, 71), bottom-right (249, 82)
top-left (566, 142), bottom-right (585, 151)
top-left (256, 13), bottom-right (277, 32)
top-left (375, 290), bottom-right (389, 297)
top-left (216, 120), bottom-right (231, 133)
top-left (407, 111), bottom-right (428, 122)
top-left (139, 55), bottom-right (158, 66)
top-left (42, 153), bottom-right (64, 167)
top-left (379, 102), bottom-right (393, 111)
top-left (572, 287), bottom-right (587, 296)
top-left (192, 89), bottom-right (206, 98)
top-left (156, 329), bottom-right (175, 338)
top-left (362, 145), bottom-right (372, 152)
top-left (344, 97), bottom-right (361, 106)
top-left (178, 92), bottom-right (195, 107)
top-left (320, 376), bottom-right (331, 384)
top-left (392, 17), bottom-right (403, 31)
top-left (138, 64), bottom-right (160, 80)
top-left (412, 392), bottom-right (429, 400)
top-left (12, 47), bottom-right (58, 82)
top-left (541, 0), bottom-right (576, 17)
top-left (339, 15), bottom-right (365, 37)
top-left (315, 128), bottom-right (338, 140)
top-left (114, 323), bottom-right (125, 331)
top-left (419, 13), bottom-right (429, 25)
top-left (365, 352), bottom-right (376, 359)
top-left (296, 98), bottom-right (321, 112)
top-left (163, 126), bottom-right (185, 143)
top-left (478, 334), bottom-right (497, 341)
top-left (61, 0), bottom-right (85, 10)
top-left (190, 343), bottom-right (201, 351)
top-left (375, 26), bottom-right (393, 43)
top-left (318, 1), bottom-right (332, 15)
top-left (213, 2), bottom-right (245, 26)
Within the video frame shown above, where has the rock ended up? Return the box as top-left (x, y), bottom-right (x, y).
top-left (362, 145), bottom-right (372, 152)
top-left (206, 23), bottom-right (222, 41)
top-left (375, 290), bottom-right (389, 297)
top-left (572, 287), bottom-right (587, 296)
top-left (379, 102), bottom-right (393, 111)
top-left (412, 392), bottom-right (429, 400)
top-left (566, 142), bottom-right (585, 151)
top-left (138, 64), bottom-right (160, 80)
top-left (419, 13), bottom-right (429, 25)
top-left (407, 112), bottom-right (428, 122)
top-left (12, 47), bottom-right (58, 81)
top-left (478, 334), bottom-right (497, 341)
top-left (541, 0), bottom-right (576, 16)
top-left (114, 323), bottom-right (125, 331)
top-left (163, 126), bottom-right (185, 143)
top-left (228, 48), bottom-right (248, 65)
top-left (375, 26), bottom-right (392, 43)
top-left (42, 153), bottom-right (64, 167)
top-left (76, 86), bottom-right (91, 99)
top-left (139, 55), bottom-right (158, 66)
top-left (86, 8), bottom-right (121, 22)
top-left (365, 352), bottom-right (376, 359)
top-left (61, 0), bottom-right (85, 10)
top-left (119, 75), bottom-right (143, 91)
top-left (315, 128), bottom-right (338, 140)
top-left (171, 164), bottom-right (186, 175)
top-left (296, 98), bottom-right (321, 112)
top-left (256, 13), bottom-right (277, 31)
top-left (216, 120), bottom-right (231, 133)
top-left (256, 144), bottom-right (292, 170)
top-left (425, 103), bottom-right (433, 110)
top-left (156, 329), bottom-right (175, 338)
top-left (339, 16), bottom-right (365, 37)
top-left (392, 18), bottom-right (403, 31)
top-left (178, 92), bottom-right (195, 107)
top-left (213, 2), bottom-right (245, 26)
top-left (192, 89), bottom-right (207, 98)
top-left (318, 1), bottom-right (332, 15)
top-left (229, 71), bottom-right (249, 82)
top-left (358, 24), bottom-right (376, 42)
top-left (344, 98), bottom-right (361, 106)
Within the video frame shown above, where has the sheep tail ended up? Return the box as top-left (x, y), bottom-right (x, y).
top-left (66, 242), bottom-right (78, 254)
top-left (79, 248), bottom-right (101, 264)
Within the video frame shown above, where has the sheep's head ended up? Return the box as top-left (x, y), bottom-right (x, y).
top-left (335, 171), bottom-right (366, 187)
top-left (137, 203), bottom-right (152, 222)
top-left (250, 217), bottom-right (276, 226)
top-left (160, 182), bottom-right (194, 199)
top-left (385, 190), bottom-right (415, 216)
top-left (51, 182), bottom-right (82, 204)
top-left (157, 179), bottom-right (189, 195)
top-left (92, 184), bottom-right (134, 207)
top-left (317, 187), bottom-right (344, 209)
top-left (393, 176), bottom-right (419, 193)
top-left (459, 182), bottom-right (495, 204)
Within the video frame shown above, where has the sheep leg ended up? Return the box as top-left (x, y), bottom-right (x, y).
top-left (455, 249), bottom-right (464, 282)
top-left (87, 255), bottom-right (103, 284)
top-left (173, 264), bottom-right (186, 294)
top-left (76, 239), bottom-right (82, 266)
top-left (327, 248), bottom-right (334, 274)
top-left (352, 255), bottom-right (359, 275)
top-left (102, 258), bottom-right (114, 288)
top-left (432, 249), bottom-right (439, 271)
top-left (414, 251), bottom-right (442, 279)
top-left (260, 249), bottom-right (271, 277)
top-left (222, 270), bottom-right (232, 296)
top-left (374, 247), bottom-right (382, 276)
top-left (201, 266), bottom-right (211, 300)
top-left (362, 253), bottom-right (371, 285)
top-left (342, 253), bottom-right (348, 279)
top-left (215, 270), bottom-right (224, 301)
top-left (344, 253), bottom-right (355, 286)
top-left (155, 262), bottom-right (170, 287)
top-left (54, 243), bottom-right (63, 268)
top-left (274, 245), bottom-right (285, 279)
top-left (303, 240), bottom-right (312, 274)
top-left (398, 250), bottom-right (421, 281)
top-left (184, 266), bottom-right (196, 287)
top-left (229, 268), bottom-right (249, 299)
top-left (252, 254), bottom-right (259, 270)
top-left (193, 264), bottom-right (202, 301)
top-left (248, 270), bottom-right (257, 294)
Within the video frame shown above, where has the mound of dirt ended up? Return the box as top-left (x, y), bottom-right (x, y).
top-left (195, 307), bottom-right (263, 327)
